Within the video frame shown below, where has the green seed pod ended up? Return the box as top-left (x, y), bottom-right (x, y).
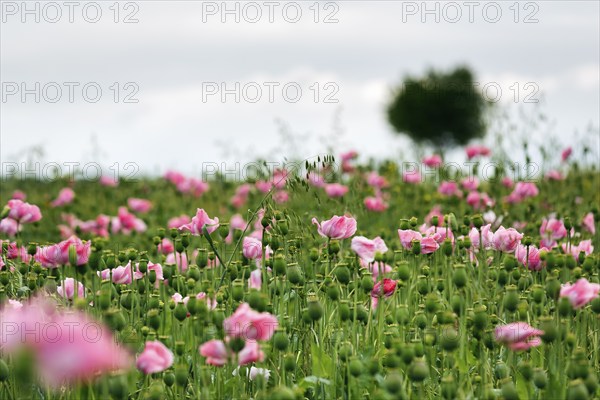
top-left (105, 309), bottom-right (126, 331)
top-left (472, 215), bottom-right (483, 228)
top-left (396, 305), bottom-right (409, 325)
top-left (519, 360), bottom-right (533, 381)
top-left (108, 375), bottom-right (128, 400)
top-left (401, 344), bottom-right (415, 364)
top-left (451, 294), bottom-right (463, 315)
top-left (309, 248), bottom-right (320, 262)
top-left (584, 372), bottom-right (598, 395)
top-left (273, 254), bottom-right (286, 275)
top-left (533, 368), bottom-right (547, 389)
top-left (174, 364), bottom-right (188, 387)
top-left (174, 302), bottom-right (188, 322)
top-left (539, 316), bottom-right (557, 343)
top-left (328, 240), bottom-right (340, 254)
top-left (383, 352), bottom-right (400, 369)
top-left (287, 265), bottom-right (303, 285)
top-left (440, 326), bottom-right (460, 352)
top-left (273, 330), bottom-right (289, 351)
top-left (231, 282), bottom-right (244, 302)
top-left (558, 297), bottom-right (573, 317)
top-left (501, 380), bottom-right (519, 400)
top-left (164, 372), bottom-right (175, 387)
top-left (442, 239), bottom-right (453, 256)
top-left (545, 276), bottom-right (561, 300)
top-left (196, 248), bottom-right (208, 269)
top-left (338, 343), bottom-right (353, 362)
top-left (414, 312), bottom-right (427, 330)
top-left (566, 255), bottom-right (577, 270)
top-left (494, 362), bottom-right (509, 380)
top-left (408, 359), bottom-right (429, 382)
top-left (441, 374), bottom-right (457, 399)
top-left (417, 275), bottom-right (429, 295)
top-left (367, 358), bottom-right (381, 376)
top-left (361, 274), bottom-right (374, 292)
top-left (411, 240), bottom-right (421, 255)
top-left (383, 372), bottom-right (403, 394)
top-left (283, 354), bottom-right (296, 371)
top-left (452, 265), bottom-right (467, 288)
top-left (269, 386), bottom-right (296, 400)
top-left (356, 305), bottom-right (368, 323)
top-left (334, 265), bottom-right (350, 284)
top-left (567, 379), bottom-right (590, 400)
top-left (473, 305), bottom-right (488, 330)
top-left (326, 284), bottom-right (340, 301)
top-left (348, 358), bottom-right (364, 377)
top-left (0, 359), bottom-right (9, 381)
top-left (120, 291), bottom-right (134, 310)
top-left (339, 301), bottom-right (351, 321)
top-left (590, 297), bottom-right (600, 314)
top-left (308, 299), bottom-right (323, 321)
top-left (425, 293), bottom-right (439, 313)
top-left (147, 309), bottom-right (160, 330)
top-left (503, 285), bottom-right (519, 312)
top-left (397, 261), bottom-right (410, 281)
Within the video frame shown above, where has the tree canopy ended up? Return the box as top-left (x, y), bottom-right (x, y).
top-left (387, 66), bottom-right (489, 148)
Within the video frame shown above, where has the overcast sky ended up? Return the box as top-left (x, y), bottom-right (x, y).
top-left (1, 1), bottom-right (599, 177)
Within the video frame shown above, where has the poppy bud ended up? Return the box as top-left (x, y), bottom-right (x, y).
top-left (196, 249), bottom-right (208, 269)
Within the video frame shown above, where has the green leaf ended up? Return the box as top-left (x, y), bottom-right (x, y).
top-left (311, 344), bottom-right (333, 378)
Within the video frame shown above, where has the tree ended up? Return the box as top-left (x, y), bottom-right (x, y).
top-left (386, 66), bottom-right (489, 149)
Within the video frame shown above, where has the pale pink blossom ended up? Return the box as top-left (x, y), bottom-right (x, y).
top-left (560, 278), bottom-right (600, 309)
top-left (51, 188), bottom-right (75, 207)
top-left (351, 236), bottom-right (388, 263)
top-left (179, 208), bottom-right (219, 235)
top-left (312, 215), bottom-right (357, 239)
top-left (494, 322), bottom-right (543, 351)
top-left (136, 341), bottom-right (174, 374)
top-left (127, 198), bottom-right (152, 213)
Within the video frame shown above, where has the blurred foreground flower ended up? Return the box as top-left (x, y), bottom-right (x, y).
top-left (0, 296), bottom-right (132, 387)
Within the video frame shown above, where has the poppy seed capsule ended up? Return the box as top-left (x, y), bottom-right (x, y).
top-left (273, 331), bottom-right (289, 351)
top-left (408, 359), bottom-right (429, 382)
top-left (273, 255), bottom-right (286, 275)
top-left (308, 299), bottom-right (324, 321)
top-left (452, 265), bottom-right (467, 288)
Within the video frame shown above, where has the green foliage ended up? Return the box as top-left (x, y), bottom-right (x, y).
top-left (387, 66), bottom-right (489, 147)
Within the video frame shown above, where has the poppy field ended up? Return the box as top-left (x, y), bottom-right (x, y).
top-left (0, 146), bottom-right (599, 400)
